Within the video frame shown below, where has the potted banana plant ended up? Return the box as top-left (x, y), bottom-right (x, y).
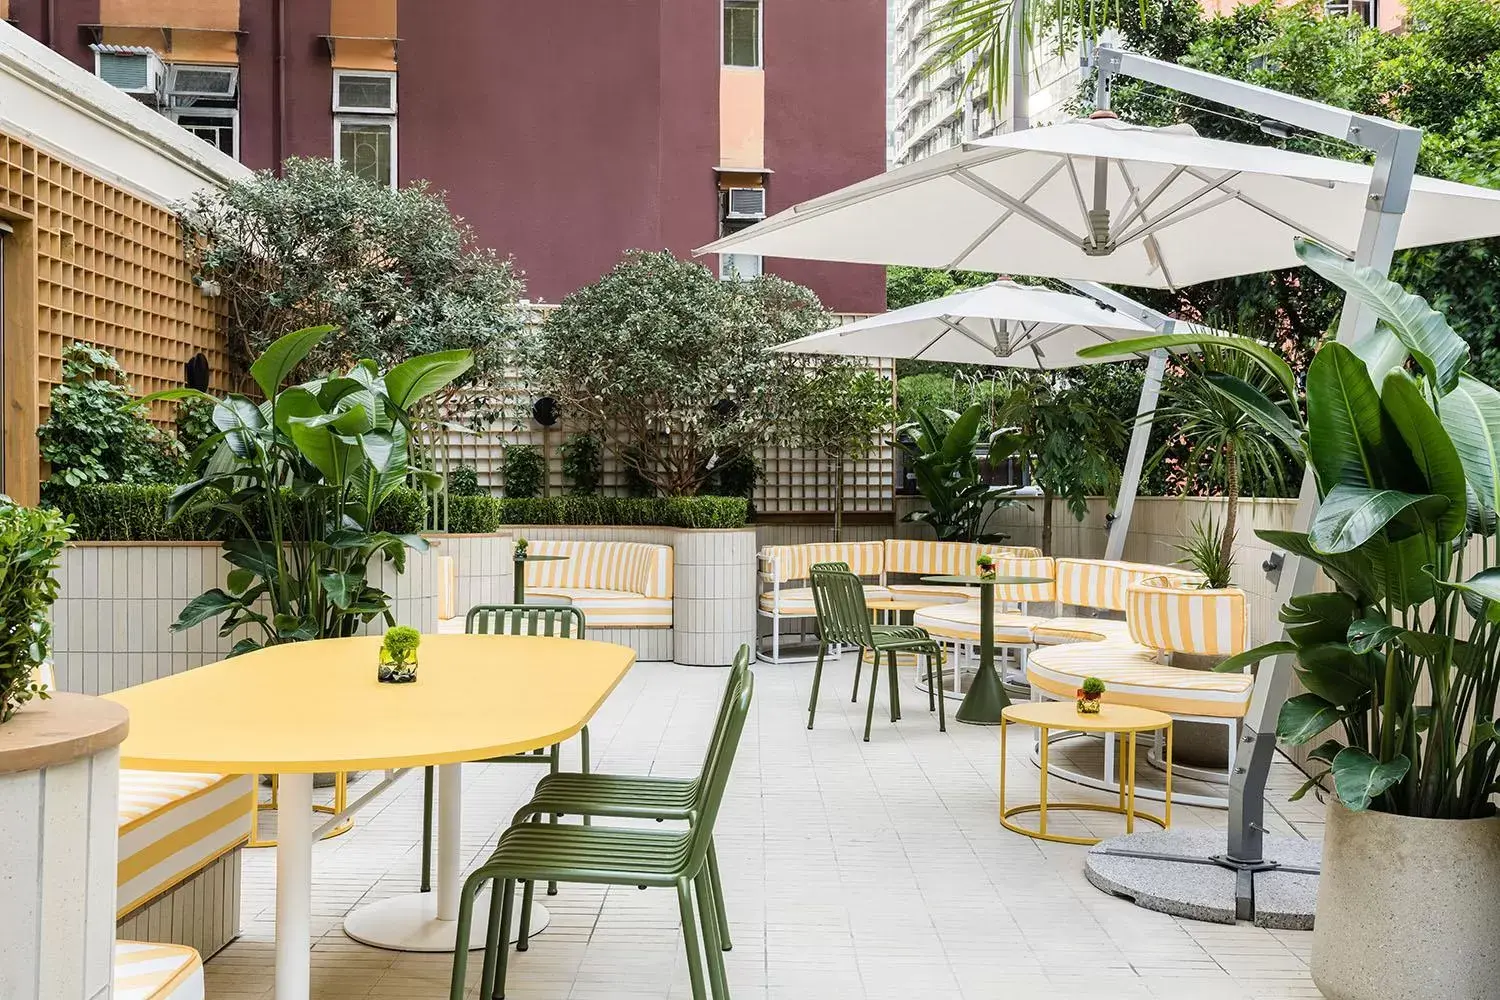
top-left (1083, 237), bottom-right (1500, 1000)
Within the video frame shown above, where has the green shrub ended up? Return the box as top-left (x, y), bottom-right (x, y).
top-left (38, 343), bottom-right (182, 497)
top-left (447, 464), bottom-right (483, 498)
top-left (52, 483), bottom-right (427, 541)
top-left (560, 434), bottom-right (602, 495)
top-left (174, 396), bottom-right (217, 457)
top-left (446, 495), bottom-right (502, 533)
top-left (490, 495), bottom-right (747, 529)
top-left (503, 445), bottom-right (545, 498)
top-left (0, 502), bottom-right (72, 724)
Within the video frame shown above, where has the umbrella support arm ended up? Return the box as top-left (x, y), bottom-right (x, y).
top-left (1103, 348), bottom-right (1166, 563)
top-left (1093, 41), bottom-right (1423, 923)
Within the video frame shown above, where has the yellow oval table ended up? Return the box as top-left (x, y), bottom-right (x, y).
top-left (106, 634), bottom-right (636, 1000)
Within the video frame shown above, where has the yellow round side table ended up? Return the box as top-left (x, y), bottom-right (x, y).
top-left (999, 700), bottom-right (1173, 845)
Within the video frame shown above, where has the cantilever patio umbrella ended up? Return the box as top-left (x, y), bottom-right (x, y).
top-left (699, 115), bottom-right (1500, 290)
top-left (774, 279), bottom-right (1173, 367)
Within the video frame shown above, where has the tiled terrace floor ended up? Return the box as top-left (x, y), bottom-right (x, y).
top-left (205, 654), bottom-right (1325, 999)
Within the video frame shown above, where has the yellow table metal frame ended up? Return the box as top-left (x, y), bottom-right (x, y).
top-left (999, 700), bottom-right (1173, 846)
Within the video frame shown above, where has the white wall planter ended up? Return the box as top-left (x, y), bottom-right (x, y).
top-left (1312, 799), bottom-right (1500, 1000)
top-left (0, 693), bottom-right (126, 1000)
top-left (51, 541), bottom-right (441, 695)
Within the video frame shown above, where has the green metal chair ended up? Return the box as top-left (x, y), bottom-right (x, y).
top-left (503, 645), bottom-right (751, 953)
top-left (449, 667), bottom-right (755, 1000)
top-left (807, 561), bottom-right (946, 741)
top-left (420, 605), bottom-right (590, 896)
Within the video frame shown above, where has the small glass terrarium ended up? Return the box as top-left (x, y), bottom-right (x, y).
top-left (1076, 676), bottom-right (1105, 714)
top-left (378, 626), bottom-right (421, 683)
top-left (975, 553), bottom-right (997, 581)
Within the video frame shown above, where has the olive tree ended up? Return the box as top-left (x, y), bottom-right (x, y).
top-left (788, 361), bottom-right (895, 538)
top-left (177, 157), bottom-right (525, 429)
top-left (525, 251), bottom-right (830, 496)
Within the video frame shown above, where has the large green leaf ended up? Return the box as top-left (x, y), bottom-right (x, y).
top-left (213, 397), bottom-right (267, 459)
top-left (269, 386), bottom-right (325, 438)
top-left (383, 349), bottom-right (474, 412)
top-left (1347, 617), bottom-right (1401, 654)
top-left (1202, 372), bottom-right (1305, 455)
top-left (1214, 639), bottom-right (1295, 673)
top-left (1442, 375), bottom-right (1500, 517)
top-left (1278, 693), bottom-right (1345, 744)
top-left (1295, 643), bottom-right (1372, 706)
top-left (1305, 342), bottom-right (1387, 492)
top-left (1281, 591), bottom-right (1359, 646)
top-left (940, 403), bottom-right (983, 462)
top-left (1077, 332), bottom-right (1298, 403)
top-left (250, 325), bottom-right (335, 400)
top-left (1330, 747), bottom-right (1410, 811)
top-left (287, 419), bottom-right (360, 486)
top-left (170, 589), bottom-right (243, 631)
top-left (1309, 483), bottom-right (1448, 554)
top-left (1295, 238), bottom-right (1468, 394)
top-left (1382, 370), bottom-right (1466, 542)
top-left (139, 386), bottom-right (217, 407)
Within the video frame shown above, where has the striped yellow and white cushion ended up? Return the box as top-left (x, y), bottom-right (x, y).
top-left (526, 540), bottom-right (673, 598)
top-left (118, 770), bottom-right (254, 917)
top-left (114, 941), bottom-right (204, 1000)
top-left (1027, 643), bottom-right (1254, 718)
top-left (1126, 576), bottom-right (1250, 657)
top-left (881, 539), bottom-right (1042, 577)
top-left (986, 556), bottom-right (1057, 603)
top-left (528, 588), bottom-right (674, 627)
top-left (912, 603), bottom-right (1045, 644)
top-left (758, 585), bottom-right (893, 616)
top-left (1054, 559), bottom-right (1203, 612)
top-left (1031, 616), bottom-right (1136, 645)
top-left (759, 541), bottom-right (885, 583)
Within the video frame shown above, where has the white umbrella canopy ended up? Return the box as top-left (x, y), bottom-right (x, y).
top-left (775, 280), bottom-right (1169, 368)
top-left (699, 115), bottom-right (1500, 289)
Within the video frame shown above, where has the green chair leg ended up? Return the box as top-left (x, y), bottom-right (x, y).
top-left (676, 879), bottom-right (710, 1000)
top-left (926, 653), bottom-right (936, 713)
top-left (517, 878), bottom-right (534, 951)
top-left (806, 643), bottom-right (827, 730)
top-left (448, 873), bottom-right (486, 1000)
top-left (493, 878), bottom-right (516, 1000)
top-left (707, 839), bottom-right (731, 951)
top-left (580, 725), bottom-right (592, 827)
top-left (547, 750), bottom-right (560, 896)
top-left (887, 651), bottom-right (900, 722)
top-left (421, 766), bottom-right (434, 893)
top-left (851, 652), bottom-right (862, 703)
top-left (863, 650), bottom-right (880, 742)
top-left (695, 868), bottom-right (729, 1000)
top-left (932, 652), bottom-right (947, 732)
top-left (479, 878), bottom-right (506, 999)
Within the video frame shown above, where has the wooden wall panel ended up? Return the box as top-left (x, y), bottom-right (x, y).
top-left (0, 131), bottom-right (228, 502)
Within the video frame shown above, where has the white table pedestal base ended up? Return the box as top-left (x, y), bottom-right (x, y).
top-left (344, 890), bottom-right (551, 951)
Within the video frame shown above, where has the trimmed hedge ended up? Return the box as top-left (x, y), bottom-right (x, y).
top-left (443, 495), bottom-right (749, 531)
top-left (52, 483), bottom-right (429, 541)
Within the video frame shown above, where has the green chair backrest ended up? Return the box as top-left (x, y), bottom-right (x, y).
top-left (695, 645), bottom-right (751, 786)
top-left (466, 604), bottom-right (588, 638)
top-left (686, 665), bottom-right (754, 872)
top-left (809, 562), bottom-right (876, 649)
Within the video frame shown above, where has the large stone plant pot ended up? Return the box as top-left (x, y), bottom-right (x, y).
top-left (1312, 798), bottom-right (1500, 1000)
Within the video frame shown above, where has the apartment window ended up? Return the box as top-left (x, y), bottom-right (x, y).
top-left (333, 70), bottom-right (397, 188)
top-left (173, 111), bottom-right (238, 158)
top-left (720, 253), bottom-right (762, 281)
top-left (723, 1), bottom-right (761, 68)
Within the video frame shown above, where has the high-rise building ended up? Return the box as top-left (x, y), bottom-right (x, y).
top-left (12, 0), bottom-right (887, 312)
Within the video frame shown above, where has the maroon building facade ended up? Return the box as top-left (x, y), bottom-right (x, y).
top-left (13, 0), bottom-right (886, 312)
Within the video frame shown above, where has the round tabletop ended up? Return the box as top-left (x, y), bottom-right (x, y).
top-left (515, 553), bottom-right (569, 562)
top-left (105, 634), bottom-right (635, 774)
top-left (1002, 700), bottom-right (1171, 733)
top-left (920, 574), bottom-right (1052, 586)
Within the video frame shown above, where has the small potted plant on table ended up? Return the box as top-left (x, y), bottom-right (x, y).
top-left (378, 627), bottom-right (421, 683)
top-left (975, 553), bottom-right (997, 580)
top-left (1076, 676), bottom-right (1105, 714)
top-left (514, 537), bottom-right (528, 560)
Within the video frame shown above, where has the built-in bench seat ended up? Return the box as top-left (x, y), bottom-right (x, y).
top-left (118, 769), bottom-right (254, 919)
top-left (114, 940), bottom-right (204, 1000)
top-left (911, 603), bottom-right (1046, 645)
top-left (759, 584), bottom-right (893, 617)
top-left (525, 539), bottom-right (673, 627)
top-left (1026, 642), bottom-right (1254, 718)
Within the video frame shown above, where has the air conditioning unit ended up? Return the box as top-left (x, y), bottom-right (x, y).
top-left (92, 46), bottom-right (166, 101)
top-left (725, 187), bottom-right (767, 220)
top-left (169, 64), bottom-right (239, 99)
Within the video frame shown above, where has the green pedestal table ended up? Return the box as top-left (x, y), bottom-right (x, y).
top-left (919, 574), bottom-right (1052, 726)
top-left (512, 553), bottom-right (570, 605)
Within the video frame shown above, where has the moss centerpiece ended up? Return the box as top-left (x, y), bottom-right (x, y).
top-left (975, 553), bottom-right (997, 581)
top-left (378, 626), bottom-right (421, 683)
top-left (1076, 676), bottom-right (1105, 714)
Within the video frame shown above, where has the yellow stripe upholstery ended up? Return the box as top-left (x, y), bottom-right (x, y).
top-left (760, 541), bottom-right (885, 583)
top-left (1026, 643), bottom-right (1254, 718)
top-left (759, 585), bottom-right (893, 617)
top-left (1054, 559), bottom-right (1203, 612)
top-left (881, 539), bottom-right (1042, 576)
top-left (912, 603), bottom-right (1046, 644)
top-left (1126, 576), bottom-right (1250, 657)
top-left (528, 588), bottom-right (673, 627)
top-left (114, 941), bottom-right (204, 1000)
top-left (986, 556), bottom-right (1057, 602)
top-left (525, 540), bottom-right (672, 597)
top-left (1032, 616), bottom-right (1136, 645)
top-left (117, 770), bottom-right (253, 917)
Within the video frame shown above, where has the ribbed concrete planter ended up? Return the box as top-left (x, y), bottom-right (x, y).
top-left (433, 534), bottom-right (513, 617)
top-left (50, 541), bottom-right (442, 695)
top-left (0, 693), bottom-right (127, 1000)
top-left (1312, 799), bottom-right (1500, 1000)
